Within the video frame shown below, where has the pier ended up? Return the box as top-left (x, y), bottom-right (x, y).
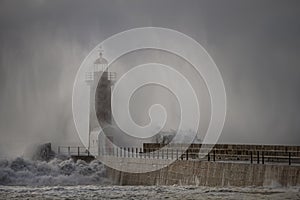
top-left (58, 143), bottom-right (300, 166)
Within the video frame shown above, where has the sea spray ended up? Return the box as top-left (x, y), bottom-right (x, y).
top-left (0, 157), bottom-right (111, 186)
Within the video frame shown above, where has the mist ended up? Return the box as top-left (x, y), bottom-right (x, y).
top-left (1, 0), bottom-right (300, 157)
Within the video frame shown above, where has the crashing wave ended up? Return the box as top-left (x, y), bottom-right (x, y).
top-left (0, 157), bottom-right (110, 186)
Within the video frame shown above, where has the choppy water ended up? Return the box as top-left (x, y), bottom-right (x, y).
top-left (0, 157), bottom-right (110, 186)
top-left (1, 185), bottom-right (300, 200)
top-left (0, 158), bottom-right (299, 199)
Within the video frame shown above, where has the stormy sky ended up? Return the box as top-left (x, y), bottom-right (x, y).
top-left (0, 0), bottom-right (300, 157)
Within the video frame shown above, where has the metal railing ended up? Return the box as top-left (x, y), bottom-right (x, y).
top-left (57, 146), bottom-right (91, 156)
top-left (84, 71), bottom-right (117, 82)
top-left (57, 146), bottom-right (300, 166)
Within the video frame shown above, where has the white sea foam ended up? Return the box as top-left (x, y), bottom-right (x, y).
top-left (0, 157), bottom-right (110, 186)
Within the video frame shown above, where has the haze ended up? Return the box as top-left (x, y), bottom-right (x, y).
top-left (0, 0), bottom-right (300, 157)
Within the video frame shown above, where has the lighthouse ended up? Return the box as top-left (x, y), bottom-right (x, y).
top-left (85, 48), bottom-right (116, 155)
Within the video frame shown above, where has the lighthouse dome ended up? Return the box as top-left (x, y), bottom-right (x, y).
top-left (94, 52), bottom-right (108, 65)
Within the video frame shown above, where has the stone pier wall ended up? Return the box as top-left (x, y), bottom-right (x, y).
top-left (107, 159), bottom-right (300, 187)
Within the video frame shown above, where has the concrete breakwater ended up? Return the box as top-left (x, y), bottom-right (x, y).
top-left (57, 143), bottom-right (300, 187)
top-left (107, 159), bottom-right (300, 187)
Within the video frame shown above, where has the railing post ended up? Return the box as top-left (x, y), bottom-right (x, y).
top-left (208, 153), bottom-right (210, 161)
top-left (289, 152), bottom-right (291, 165)
top-left (257, 151), bottom-right (259, 164)
top-left (167, 149), bottom-right (168, 159)
top-left (68, 146), bottom-right (70, 155)
top-left (213, 150), bottom-right (216, 162)
top-left (153, 149), bottom-right (155, 159)
top-left (250, 151), bottom-right (253, 164)
top-left (132, 148), bottom-right (134, 158)
top-left (78, 146), bottom-right (80, 156)
top-left (136, 148), bottom-right (138, 158)
top-left (162, 149), bottom-right (164, 159)
top-left (262, 151), bottom-right (264, 164)
top-left (176, 149), bottom-right (178, 160)
top-left (186, 150), bottom-right (188, 160)
top-left (171, 149), bottom-right (173, 159)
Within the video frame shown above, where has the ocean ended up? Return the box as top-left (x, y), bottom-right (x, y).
top-left (1, 185), bottom-right (300, 200)
top-left (0, 157), bottom-right (299, 199)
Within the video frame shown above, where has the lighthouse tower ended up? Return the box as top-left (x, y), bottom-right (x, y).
top-left (85, 48), bottom-right (116, 155)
